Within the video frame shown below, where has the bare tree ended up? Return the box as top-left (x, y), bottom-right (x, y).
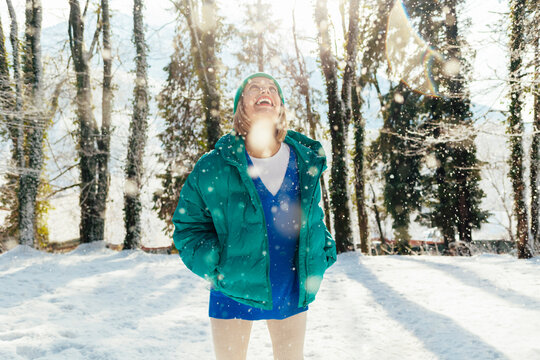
top-left (315, 0), bottom-right (355, 253)
top-left (68, 0), bottom-right (108, 244)
top-left (355, 0), bottom-right (393, 255)
top-left (179, 0), bottom-right (222, 149)
top-left (290, 7), bottom-right (332, 235)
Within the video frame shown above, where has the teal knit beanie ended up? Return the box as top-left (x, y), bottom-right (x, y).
top-left (233, 72), bottom-right (285, 114)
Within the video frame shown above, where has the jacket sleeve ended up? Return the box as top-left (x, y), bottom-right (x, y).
top-left (313, 177), bottom-right (337, 269)
top-left (172, 161), bottom-right (220, 285)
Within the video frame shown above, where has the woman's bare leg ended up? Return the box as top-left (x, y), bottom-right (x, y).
top-left (210, 317), bottom-right (254, 360)
top-left (266, 311), bottom-right (307, 360)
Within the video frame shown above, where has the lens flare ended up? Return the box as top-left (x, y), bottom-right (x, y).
top-left (245, 119), bottom-right (278, 158)
top-left (386, 0), bottom-right (456, 97)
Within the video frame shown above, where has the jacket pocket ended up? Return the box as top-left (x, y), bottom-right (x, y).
top-left (305, 248), bottom-right (326, 299)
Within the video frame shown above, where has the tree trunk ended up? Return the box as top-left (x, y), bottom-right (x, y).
top-left (341, 0), bottom-right (359, 136)
top-left (0, 15), bottom-right (11, 110)
top-left (355, 0), bottom-right (393, 255)
top-left (0, 12), bottom-right (18, 249)
top-left (68, 0), bottom-right (102, 243)
top-left (342, 0), bottom-right (369, 253)
top-left (530, 3), bottom-right (540, 251)
top-left (2, 1), bottom-right (54, 249)
top-left (18, 0), bottom-right (44, 247)
top-left (182, 0), bottom-right (221, 149)
top-left (315, 0), bottom-right (354, 253)
top-left (508, 0), bottom-right (532, 258)
top-left (5, 0), bottom-right (24, 244)
top-left (97, 0), bottom-right (112, 244)
top-left (370, 184), bottom-right (386, 252)
top-left (124, 0), bottom-right (149, 249)
top-left (352, 82), bottom-right (369, 254)
top-left (291, 7), bottom-right (332, 235)
top-left (444, 0), bottom-right (477, 246)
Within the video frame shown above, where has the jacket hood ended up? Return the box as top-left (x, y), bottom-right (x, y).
top-left (215, 129), bottom-right (327, 173)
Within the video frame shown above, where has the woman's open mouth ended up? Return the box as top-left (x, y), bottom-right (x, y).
top-left (255, 96), bottom-right (274, 107)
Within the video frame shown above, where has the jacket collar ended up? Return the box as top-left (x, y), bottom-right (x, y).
top-left (215, 129), bottom-right (327, 173)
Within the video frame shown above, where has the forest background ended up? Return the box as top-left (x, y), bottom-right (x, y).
top-left (0, 0), bottom-right (538, 259)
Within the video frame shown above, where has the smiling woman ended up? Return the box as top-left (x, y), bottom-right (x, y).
top-left (172, 71), bottom-right (336, 360)
top-left (233, 73), bottom-right (287, 159)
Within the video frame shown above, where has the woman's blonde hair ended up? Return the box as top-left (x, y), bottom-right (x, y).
top-left (233, 94), bottom-right (288, 143)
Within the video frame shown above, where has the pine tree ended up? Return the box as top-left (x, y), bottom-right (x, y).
top-left (371, 83), bottom-right (423, 254)
top-left (123, 0), bottom-right (149, 250)
top-left (404, 0), bottom-right (488, 252)
top-left (233, 0), bottom-right (282, 76)
top-left (364, 0), bottom-right (424, 253)
top-left (153, 24), bottom-right (206, 236)
top-left (442, 0), bottom-right (487, 246)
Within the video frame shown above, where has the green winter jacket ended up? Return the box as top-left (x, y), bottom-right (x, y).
top-left (172, 129), bottom-right (337, 310)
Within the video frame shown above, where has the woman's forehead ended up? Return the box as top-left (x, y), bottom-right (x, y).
top-left (247, 77), bottom-right (276, 86)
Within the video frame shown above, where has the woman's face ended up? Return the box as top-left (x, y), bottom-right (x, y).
top-left (241, 77), bottom-right (282, 125)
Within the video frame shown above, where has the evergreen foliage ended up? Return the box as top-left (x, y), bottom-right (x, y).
top-left (0, 0), bottom-right (51, 249)
top-left (378, 84), bottom-right (423, 253)
top-left (409, 0), bottom-right (488, 250)
top-left (153, 22), bottom-right (206, 236)
top-left (526, 0), bottom-right (539, 251)
top-left (233, 0), bottom-right (282, 76)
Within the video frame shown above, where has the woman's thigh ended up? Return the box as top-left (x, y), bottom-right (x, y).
top-left (266, 311), bottom-right (307, 360)
top-left (210, 317), bottom-right (254, 360)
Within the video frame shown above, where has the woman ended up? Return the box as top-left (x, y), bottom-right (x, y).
top-left (172, 72), bottom-right (337, 360)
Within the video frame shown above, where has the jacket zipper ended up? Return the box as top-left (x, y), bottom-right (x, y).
top-left (241, 171), bottom-right (273, 309)
top-left (222, 156), bottom-right (273, 309)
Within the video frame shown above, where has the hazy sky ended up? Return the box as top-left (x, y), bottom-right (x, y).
top-left (0, 0), bottom-right (509, 110)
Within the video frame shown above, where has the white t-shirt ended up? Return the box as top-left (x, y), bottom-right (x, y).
top-left (247, 142), bottom-right (290, 196)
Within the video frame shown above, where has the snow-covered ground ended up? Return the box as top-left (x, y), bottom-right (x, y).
top-left (1, 243), bottom-right (539, 360)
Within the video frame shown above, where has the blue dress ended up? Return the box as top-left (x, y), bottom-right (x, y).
top-left (208, 146), bottom-right (309, 320)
